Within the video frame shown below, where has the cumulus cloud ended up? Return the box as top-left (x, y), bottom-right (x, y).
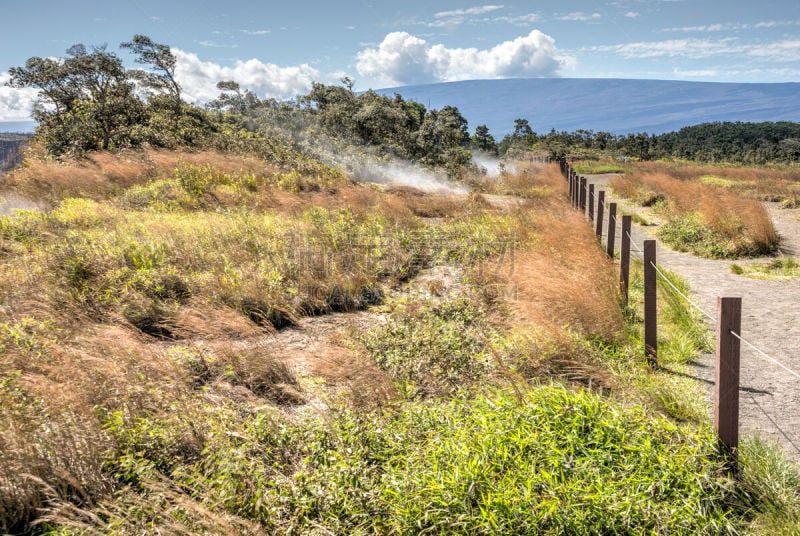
top-left (355, 30), bottom-right (574, 86)
top-left (173, 49), bottom-right (320, 102)
top-left (0, 72), bottom-right (39, 122)
top-left (624, 12), bottom-right (640, 18)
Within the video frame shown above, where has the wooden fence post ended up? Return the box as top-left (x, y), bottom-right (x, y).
top-left (595, 191), bottom-right (605, 239)
top-left (620, 215), bottom-right (631, 304)
top-left (715, 296), bottom-right (742, 472)
top-left (564, 171), bottom-right (574, 199)
top-left (580, 177), bottom-right (587, 212)
top-left (644, 240), bottom-right (657, 367)
top-left (606, 202), bottom-right (617, 258)
top-left (588, 184), bottom-right (595, 221)
top-left (572, 174), bottom-right (578, 207)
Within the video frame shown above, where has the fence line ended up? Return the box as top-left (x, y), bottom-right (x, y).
top-left (556, 158), bottom-right (800, 466)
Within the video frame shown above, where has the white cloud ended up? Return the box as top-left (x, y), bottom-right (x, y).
top-left (589, 38), bottom-right (741, 58)
top-left (196, 40), bottom-right (240, 48)
top-left (589, 37), bottom-right (800, 61)
top-left (420, 5), bottom-right (539, 28)
top-left (434, 5), bottom-right (504, 18)
top-left (663, 20), bottom-right (800, 33)
top-left (747, 40), bottom-right (800, 62)
top-left (558, 12), bottom-right (601, 21)
top-left (240, 29), bottom-right (270, 35)
top-left (624, 12), bottom-right (640, 18)
top-left (173, 49), bottom-right (320, 102)
top-left (490, 13), bottom-right (541, 25)
top-left (0, 72), bottom-right (39, 122)
top-left (671, 67), bottom-right (720, 77)
top-left (355, 30), bottom-right (574, 86)
top-left (672, 66), bottom-right (800, 78)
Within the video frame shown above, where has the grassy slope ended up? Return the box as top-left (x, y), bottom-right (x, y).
top-left (610, 162), bottom-right (781, 258)
top-left (0, 150), bottom-right (797, 534)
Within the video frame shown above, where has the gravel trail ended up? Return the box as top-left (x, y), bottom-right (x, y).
top-left (585, 174), bottom-right (800, 461)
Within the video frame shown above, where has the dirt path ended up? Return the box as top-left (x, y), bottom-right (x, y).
top-left (585, 174), bottom-right (800, 460)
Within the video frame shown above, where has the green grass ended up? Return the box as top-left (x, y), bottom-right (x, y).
top-left (730, 257), bottom-right (800, 280)
top-left (573, 162), bottom-right (626, 174)
top-left (44, 386), bottom-right (742, 536)
top-left (656, 214), bottom-right (776, 259)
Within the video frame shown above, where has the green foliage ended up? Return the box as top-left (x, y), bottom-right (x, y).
top-left (573, 162), bottom-right (626, 174)
top-left (731, 257), bottom-right (800, 280)
top-left (47, 388), bottom-right (743, 535)
top-left (738, 437), bottom-right (800, 534)
top-left (657, 215), bottom-right (736, 258)
top-left (361, 296), bottom-right (494, 398)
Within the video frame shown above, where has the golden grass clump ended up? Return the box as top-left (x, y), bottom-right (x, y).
top-left (612, 164), bottom-right (779, 257)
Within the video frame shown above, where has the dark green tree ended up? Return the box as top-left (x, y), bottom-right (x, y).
top-left (471, 124), bottom-right (497, 155)
top-left (120, 35), bottom-right (181, 99)
top-left (9, 44), bottom-right (143, 155)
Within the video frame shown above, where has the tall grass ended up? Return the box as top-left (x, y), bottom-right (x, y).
top-left (612, 164), bottom-right (779, 257)
top-left (1, 153), bottom-right (796, 534)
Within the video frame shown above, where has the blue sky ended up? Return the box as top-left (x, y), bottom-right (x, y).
top-left (1, 0), bottom-right (799, 120)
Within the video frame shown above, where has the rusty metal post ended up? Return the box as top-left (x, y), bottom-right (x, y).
top-left (595, 191), bottom-right (605, 239)
top-left (606, 202), bottom-right (617, 258)
top-left (644, 240), bottom-right (657, 367)
top-left (588, 184), bottom-right (595, 221)
top-left (620, 215), bottom-right (632, 304)
top-left (715, 296), bottom-right (742, 472)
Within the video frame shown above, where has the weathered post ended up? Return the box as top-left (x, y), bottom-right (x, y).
top-left (644, 240), bottom-right (657, 367)
top-left (588, 184), bottom-right (595, 221)
top-left (715, 296), bottom-right (742, 473)
top-left (573, 173), bottom-right (579, 207)
top-left (606, 202), bottom-right (617, 258)
top-left (580, 177), bottom-right (587, 212)
top-left (620, 215), bottom-right (632, 303)
top-left (595, 191), bottom-right (605, 239)
top-left (568, 170), bottom-right (574, 199)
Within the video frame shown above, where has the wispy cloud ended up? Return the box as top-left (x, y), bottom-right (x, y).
top-left (435, 5), bottom-right (504, 18)
top-left (240, 29), bottom-right (270, 35)
top-left (420, 8), bottom-right (540, 28)
top-left (672, 66), bottom-right (800, 78)
top-left (662, 20), bottom-right (800, 33)
top-left (624, 12), bottom-right (640, 18)
top-left (588, 37), bottom-right (800, 62)
top-left (196, 40), bottom-right (240, 49)
top-left (557, 12), bottom-right (602, 22)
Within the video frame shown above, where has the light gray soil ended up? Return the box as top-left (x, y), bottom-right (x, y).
top-left (585, 174), bottom-right (800, 461)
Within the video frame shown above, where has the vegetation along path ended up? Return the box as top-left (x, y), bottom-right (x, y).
top-left (586, 174), bottom-right (800, 461)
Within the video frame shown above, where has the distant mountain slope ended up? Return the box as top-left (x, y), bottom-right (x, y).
top-left (373, 78), bottom-right (800, 136)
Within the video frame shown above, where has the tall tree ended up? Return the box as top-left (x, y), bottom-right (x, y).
top-left (9, 44), bottom-right (143, 155)
top-left (121, 35), bottom-right (181, 99)
top-left (471, 124), bottom-right (497, 155)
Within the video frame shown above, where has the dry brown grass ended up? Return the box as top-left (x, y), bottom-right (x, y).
top-left (630, 161), bottom-right (800, 204)
top-left (310, 345), bottom-right (398, 410)
top-left (0, 158), bottom-right (634, 532)
top-left (612, 164), bottom-right (779, 256)
top-left (466, 161), bottom-right (566, 200)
